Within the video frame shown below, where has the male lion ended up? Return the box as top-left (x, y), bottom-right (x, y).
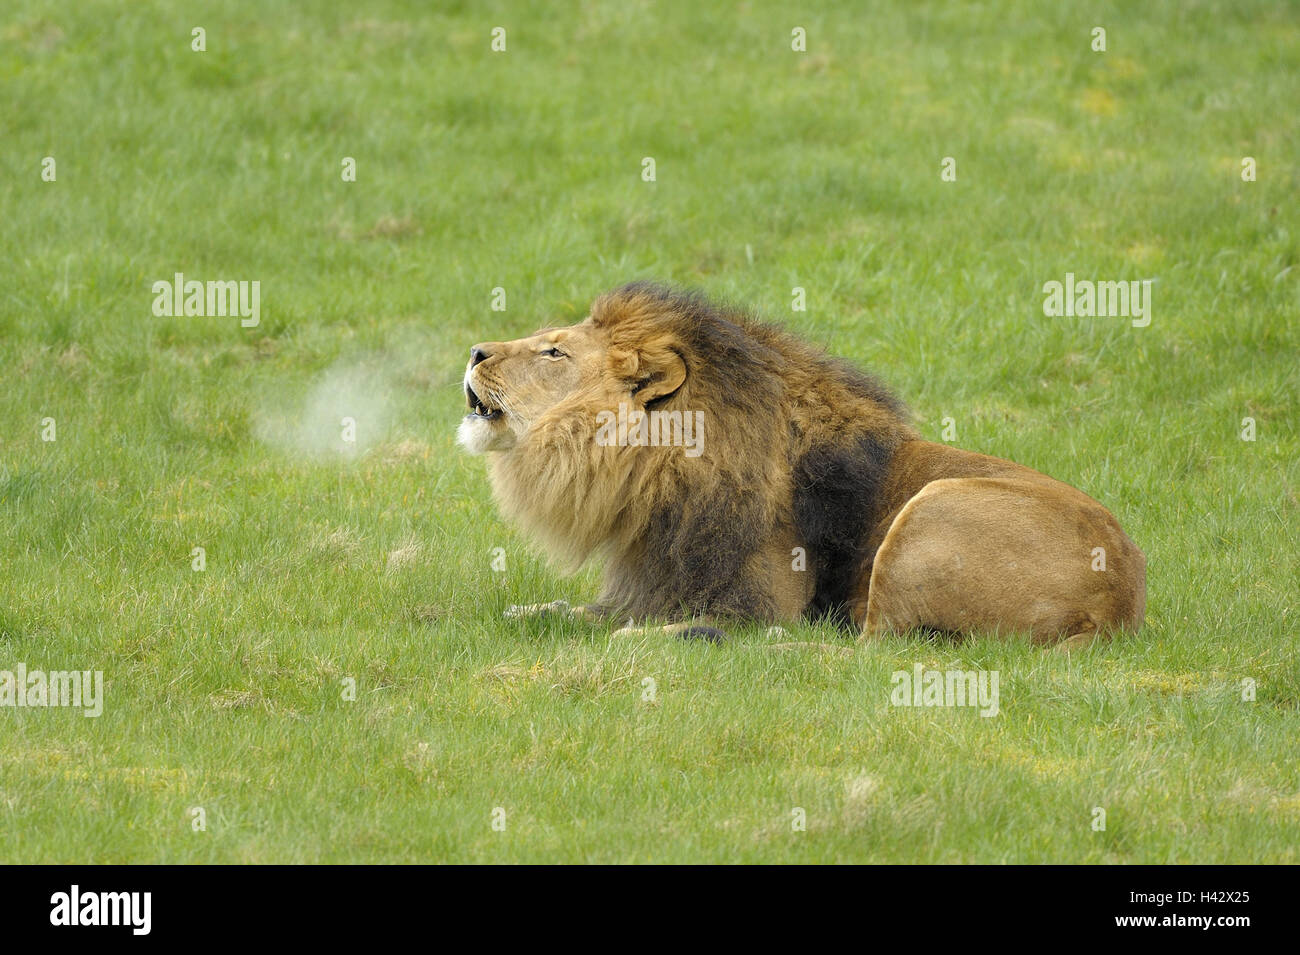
top-left (458, 282), bottom-right (1145, 648)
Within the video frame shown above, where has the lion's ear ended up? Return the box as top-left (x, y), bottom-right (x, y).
top-left (631, 347), bottom-right (686, 404)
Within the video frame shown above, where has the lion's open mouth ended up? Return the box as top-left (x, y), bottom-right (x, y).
top-left (465, 383), bottom-right (503, 421)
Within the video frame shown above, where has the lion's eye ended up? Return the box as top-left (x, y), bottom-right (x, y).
top-left (542, 347), bottom-right (565, 358)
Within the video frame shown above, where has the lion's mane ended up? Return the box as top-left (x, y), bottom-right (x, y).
top-left (488, 282), bottom-right (915, 622)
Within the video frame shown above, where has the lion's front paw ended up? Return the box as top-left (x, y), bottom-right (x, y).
top-left (612, 620), bottom-right (728, 644)
top-left (503, 599), bottom-right (571, 620)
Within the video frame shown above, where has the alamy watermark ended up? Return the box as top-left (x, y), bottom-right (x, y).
top-left (0, 664), bottom-right (104, 717)
top-left (50, 885), bottom-right (150, 935)
top-left (890, 663), bottom-right (1000, 717)
top-left (595, 402), bottom-right (704, 458)
top-left (1042, 272), bottom-right (1152, 327)
top-left (151, 273), bottom-right (260, 327)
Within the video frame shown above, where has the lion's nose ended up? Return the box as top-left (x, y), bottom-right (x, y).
top-left (469, 345), bottom-right (491, 367)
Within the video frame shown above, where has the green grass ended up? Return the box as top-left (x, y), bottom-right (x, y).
top-left (1, 0), bottom-right (1297, 863)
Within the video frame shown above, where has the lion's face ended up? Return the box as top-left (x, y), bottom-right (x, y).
top-left (458, 290), bottom-right (691, 462)
top-left (457, 320), bottom-right (610, 454)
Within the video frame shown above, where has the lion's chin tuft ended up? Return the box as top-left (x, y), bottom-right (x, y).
top-left (457, 414), bottom-right (517, 454)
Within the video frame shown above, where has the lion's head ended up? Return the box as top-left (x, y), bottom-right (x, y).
top-left (456, 310), bottom-right (684, 456)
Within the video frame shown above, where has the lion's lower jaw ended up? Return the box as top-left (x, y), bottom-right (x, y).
top-left (457, 415), bottom-right (516, 455)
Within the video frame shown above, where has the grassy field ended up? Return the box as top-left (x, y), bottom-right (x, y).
top-left (1, 0), bottom-right (1297, 863)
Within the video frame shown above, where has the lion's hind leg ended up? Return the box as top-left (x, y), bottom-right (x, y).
top-left (860, 477), bottom-right (1145, 645)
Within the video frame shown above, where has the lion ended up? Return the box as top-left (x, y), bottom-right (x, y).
top-left (457, 282), bottom-right (1145, 649)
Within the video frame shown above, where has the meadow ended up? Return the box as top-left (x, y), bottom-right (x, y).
top-left (0, 0), bottom-right (1297, 862)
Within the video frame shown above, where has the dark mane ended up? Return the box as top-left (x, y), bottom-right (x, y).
top-left (584, 282), bottom-right (912, 624)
